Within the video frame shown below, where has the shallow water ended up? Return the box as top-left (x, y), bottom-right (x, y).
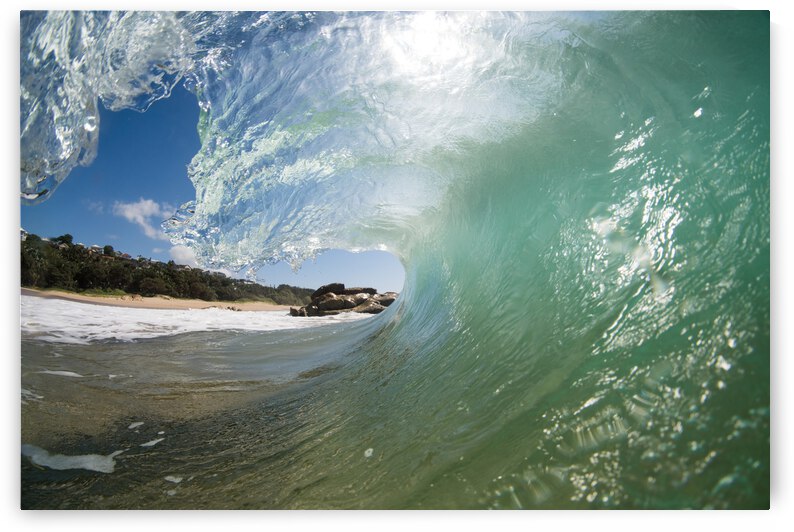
top-left (21, 300), bottom-right (384, 508)
top-left (20, 11), bottom-right (769, 508)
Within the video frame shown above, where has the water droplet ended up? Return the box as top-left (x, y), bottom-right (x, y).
top-left (83, 116), bottom-right (97, 132)
top-left (715, 355), bottom-right (732, 371)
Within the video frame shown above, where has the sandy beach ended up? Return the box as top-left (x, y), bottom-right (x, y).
top-left (21, 287), bottom-right (292, 311)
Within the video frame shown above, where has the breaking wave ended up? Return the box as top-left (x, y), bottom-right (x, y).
top-left (21, 11), bottom-right (769, 508)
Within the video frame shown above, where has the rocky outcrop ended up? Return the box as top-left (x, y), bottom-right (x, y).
top-left (290, 283), bottom-right (398, 317)
top-left (310, 283), bottom-right (346, 300)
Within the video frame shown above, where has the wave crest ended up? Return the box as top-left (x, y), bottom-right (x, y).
top-left (20, 11), bottom-right (769, 508)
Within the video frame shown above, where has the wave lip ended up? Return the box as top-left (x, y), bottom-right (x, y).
top-left (20, 11), bottom-right (194, 203)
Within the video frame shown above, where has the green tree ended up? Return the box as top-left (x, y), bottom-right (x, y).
top-left (53, 233), bottom-right (73, 245)
top-left (139, 277), bottom-right (169, 296)
top-left (21, 239), bottom-right (46, 286)
top-left (107, 261), bottom-right (133, 291)
top-left (75, 261), bottom-right (108, 290)
top-left (188, 281), bottom-right (217, 301)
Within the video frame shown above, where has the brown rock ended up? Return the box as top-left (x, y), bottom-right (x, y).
top-left (373, 292), bottom-right (398, 307)
top-left (311, 283), bottom-right (345, 300)
top-left (342, 287), bottom-right (377, 296)
top-left (317, 294), bottom-right (357, 311)
top-left (314, 292), bottom-right (338, 305)
top-left (291, 285), bottom-right (399, 317)
top-left (316, 295), bottom-right (342, 311)
top-left (351, 299), bottom-right (386, 314)
top-left (347, 292), bottom-right (371, 305)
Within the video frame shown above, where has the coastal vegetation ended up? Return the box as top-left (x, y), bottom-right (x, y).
top-left (20, 231), bottom-right (313, 306)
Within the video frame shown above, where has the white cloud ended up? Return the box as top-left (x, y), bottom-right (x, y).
top-left (169, 245), bottom-right (198, 267)
top-left (112, 198), bottom-right (175, 241)
top-left (83, 199), bottom-right (105, 215)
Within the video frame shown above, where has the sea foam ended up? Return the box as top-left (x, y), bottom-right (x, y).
top-left (22, 444), bottom-right (124, 474)
top-left (21, 294), bottom-right (371, 344)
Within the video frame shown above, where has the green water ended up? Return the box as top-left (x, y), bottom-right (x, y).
top-left (21, 11), bottom-right (769, 508)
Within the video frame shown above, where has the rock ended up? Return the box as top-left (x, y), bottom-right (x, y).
top-left (311, 283), bottom-right (345, 300)
top-left (340, 295), bottom-right (358, 309)
top-left (316, 293), bottom-right (358, 311)
top-left (342, 287), bottom-right (377, 296)
top-left (313, 292), bottom-right (339, 305)
top-left (351, 299), bottom-right (386, 314)
top-left (350, 292), bottom-right (372, 305)
top-left (313, 292), bottom-right (334, 304)
top-left (372, 292), bottom-right (398, 307)
top-left (292, 283), bottom-right (397, 317)
top-left (316, 294), bottom-right (346, 311)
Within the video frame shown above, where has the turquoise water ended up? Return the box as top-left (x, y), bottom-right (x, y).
top-left (20, 11), bottom-right (769, 508)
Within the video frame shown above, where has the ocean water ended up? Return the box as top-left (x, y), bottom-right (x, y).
top-left (20, 11), bottom-right (769, 509)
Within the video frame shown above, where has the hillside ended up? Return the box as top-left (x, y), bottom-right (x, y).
top-left (20, 231), bottom-right (314, 307)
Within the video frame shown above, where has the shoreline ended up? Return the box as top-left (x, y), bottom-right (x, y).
top-left (21, 287), bottom-right (293, 312)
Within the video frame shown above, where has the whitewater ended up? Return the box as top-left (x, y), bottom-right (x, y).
top-left (20, 11), bottom-right (769, 508)
top-left (20, 293), bottom-right (372, 343)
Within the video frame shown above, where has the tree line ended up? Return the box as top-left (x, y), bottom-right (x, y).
top-left (20, 232), bottom-right (314, 306)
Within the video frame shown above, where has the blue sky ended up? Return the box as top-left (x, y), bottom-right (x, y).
top-left (20, 84), bottom-right (404, 293)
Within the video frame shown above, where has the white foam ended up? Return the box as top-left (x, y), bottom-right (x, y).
top-left (21, 294), bottom-right (372, 344)
top-left (37, 370), bottom-right (83, 378)
top-left (21, 389), bottom-right (44, 404)
top-left (21, 444), bottom-right (124, 474)
top-left (164, 475), bottom-right (183, 483)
